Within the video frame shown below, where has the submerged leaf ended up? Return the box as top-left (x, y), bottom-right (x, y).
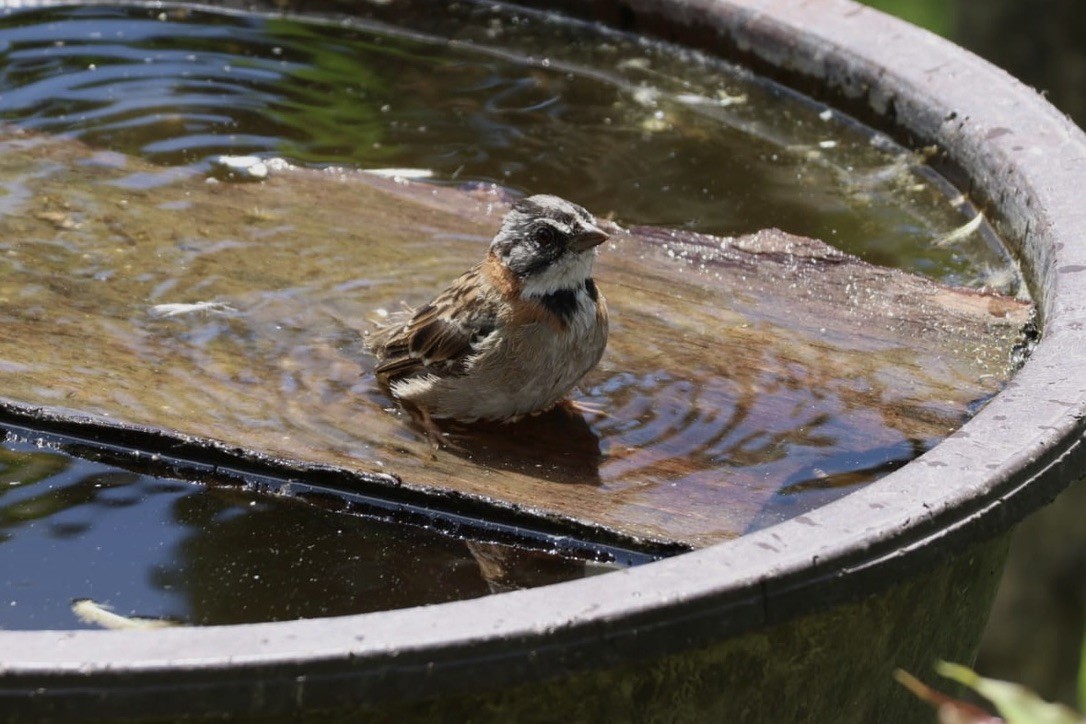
top-left (933, 211), bottom-right (984, 247)
top-left (72, 599), bottom-right (179, 631)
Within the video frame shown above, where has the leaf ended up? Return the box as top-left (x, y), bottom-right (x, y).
top-left (936, 661), bottom-right (1084, 724)
top-left (895, 669), bottom-right (1002, 723)
top-left (71, 599), bottom-right (179, 630)
top-left (1079, 631), bottom-right (1086, 715)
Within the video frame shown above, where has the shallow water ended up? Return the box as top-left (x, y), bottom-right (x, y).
top-left (0, 2), bottom-right (1026, 629)
top-left (0, 434), bottom-right (610, 630)
top-left (0, 2), bottom-right (1016, 286)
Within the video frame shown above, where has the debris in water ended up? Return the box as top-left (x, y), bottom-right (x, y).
top-left (34, 210), bottom-right (80, 230)
top-left (71, 599), bottom-right (179, 630)
top-left (149, 301), bottom-right (236, 318)
top-left (363, 168), bottom-right (435, 180)
top-left (933, 212), bottom-right (984, 247)
top-left (674, 90), bottom-right (748, 107)
top-left (211, 155), bottom-right (269, 181)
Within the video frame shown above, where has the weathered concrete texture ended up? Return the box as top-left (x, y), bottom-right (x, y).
top-left (308, 536), bottom-right (1008, 724)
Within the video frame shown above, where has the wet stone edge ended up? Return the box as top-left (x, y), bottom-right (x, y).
top-left (0, 399), bottom-right (689, 566)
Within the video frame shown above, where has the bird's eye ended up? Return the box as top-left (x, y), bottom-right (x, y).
top-left (532, 225), bottom-right (561, 246)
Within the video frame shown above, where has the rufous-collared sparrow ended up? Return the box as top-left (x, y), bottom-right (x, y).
top-left (368, 194), bottom-right (609, 436)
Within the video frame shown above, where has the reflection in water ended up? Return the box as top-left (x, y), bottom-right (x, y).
top-left (0, 141), bottom-right (1022, 546)
top-left (465, 541), bottom-right (611, 595)
top-left (0, 3), bottom-right (1030, 625)
top-left (0, 437), bottom-right (597, 630)
top-left (0, 2), bottom-right (1014, 286)
top-left (746, 438), bottom-right (927, 532)
top-left (436, 404), bottom-right (603, 487)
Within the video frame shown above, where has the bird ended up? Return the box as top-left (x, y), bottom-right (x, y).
top-left (367, 194), bottom-right (609, 441)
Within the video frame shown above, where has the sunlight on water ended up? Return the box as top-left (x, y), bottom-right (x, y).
top-left (0, 2), bottom-right (1017, 287)
top-left (0, 2), bottom-right (1027, 628)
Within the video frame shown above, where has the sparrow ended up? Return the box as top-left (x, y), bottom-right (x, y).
top-left (368, 194), bottom-right (609, 434)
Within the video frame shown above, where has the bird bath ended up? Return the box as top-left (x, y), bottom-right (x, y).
top-left (1, 0), bottom-right (1083, 721)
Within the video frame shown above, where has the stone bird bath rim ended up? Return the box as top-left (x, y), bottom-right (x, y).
top-left (1, 0), bottom-right (1084, 718)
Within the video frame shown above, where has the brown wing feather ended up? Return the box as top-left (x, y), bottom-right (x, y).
top-left (371, 265), bottom-right (501, 386)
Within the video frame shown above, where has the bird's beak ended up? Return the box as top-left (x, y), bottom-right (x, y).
top-left (570, 223), bottom-right (609, 252)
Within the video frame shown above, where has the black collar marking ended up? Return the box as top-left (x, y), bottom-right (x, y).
top-left (540, 279), bottom-right (596, 323)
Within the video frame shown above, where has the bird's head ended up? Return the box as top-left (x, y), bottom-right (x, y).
top-left (489, 194), bottom-right (608, 297)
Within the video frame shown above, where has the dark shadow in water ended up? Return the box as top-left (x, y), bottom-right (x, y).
top-left (774, 438), bottom-right (930, 496)
top-left (466, 540), bottom-right (599, 594)
top-left (0, 437), bottom-right (601, 629)
top-left (422, 404), bottom-right (604, 487)
top-left (161, 487), bottom-right (589, 625)
top-left (743, 437), bottom-right (932, 533)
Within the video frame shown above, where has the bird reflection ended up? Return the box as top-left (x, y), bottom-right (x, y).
top-left (466, 540), bottom-right (599, 594)
top-left (0, 439), bottom-right (608, 628)
top-left (423, 402), bottom-right (604, 487)
top-left (163, 488), bottom-right (595, 625)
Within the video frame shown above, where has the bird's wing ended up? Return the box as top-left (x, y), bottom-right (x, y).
top-left (371, 265), bottom-right (500, 385)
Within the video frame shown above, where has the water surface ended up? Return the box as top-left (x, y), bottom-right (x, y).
top-left (0, 2), bottom-right (1027, 629)
top-left (1, 434), bottom-right (603, 629)
top-left (0, 2), bottom-right (1018, 285)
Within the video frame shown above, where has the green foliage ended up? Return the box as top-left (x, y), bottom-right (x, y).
top-left (1079, 632), bottom-right (1086, 715)
top-left (898, 653), bottom-right (1086, 723)
top-left (935, 661), bottom-right (1082, 723)
top-left (859, 0), bottom-right (953, 36)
